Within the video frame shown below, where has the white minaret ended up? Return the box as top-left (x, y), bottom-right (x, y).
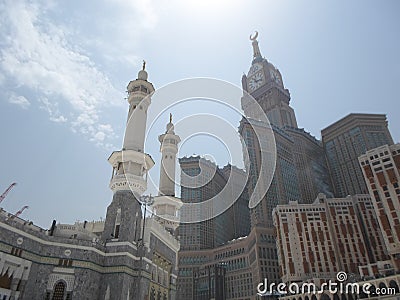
top-left (152, 115), bottom-right (182, 235)
top-left (108, 61), bottom-right (155, 196)
top-left (158, 114), bottom-right (180, 196)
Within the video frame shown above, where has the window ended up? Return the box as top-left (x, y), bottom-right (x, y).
top-left (58, 259), bottom-right (73, 267)
top-left (114, 224), bottom-right (120, 239)
top-left (45, 292), bottom-right (51, 300)
top-left (11, 247), bottom-right (22, 257)
top-left (0, 272), bottom-right (12, 289)
top-left (52, 281), bottom-right (66, 300)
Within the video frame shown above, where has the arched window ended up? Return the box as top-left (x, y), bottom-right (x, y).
top-left (333, 294), bottom-right (340, 300)
top-left (347, 293), bottom-right (354, 300)
top-left (379, 282), bottom-right (387, 290)
top-left (52, 281), bottom-right (66, 300)
top-left (0, 272), bottom-right (12, 289)
top-left (389, 280), bottom-right (400, 293)
top-left (359, 289), bottom-right (368, 299)
top-left (369, 284), bottom-right (376, 295)
top-left (320, 294), bottom-right (330, 300)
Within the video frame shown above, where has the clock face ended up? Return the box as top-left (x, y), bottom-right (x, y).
top-left (248, 71), bottom-right (264, 92)
top-left (249, 63), bottom-right (262, 76)
top-left (270, 69), bottom-right (281, 84)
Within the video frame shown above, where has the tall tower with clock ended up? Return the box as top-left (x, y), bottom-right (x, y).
top-left (242, 32), bottom-right (298, 129)
top-left (241, 32), bottom-right (332, 224)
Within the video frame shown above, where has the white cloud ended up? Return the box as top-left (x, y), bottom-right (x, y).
top-left (8, 93), bottom-right (31, 109)
top-left (0, 0), bottom-right (124, 147)
top-left (38, 97), bottom-right (67, 123)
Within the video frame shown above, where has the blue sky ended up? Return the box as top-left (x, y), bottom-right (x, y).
top-left (0, 0), bottom-right (399, 227)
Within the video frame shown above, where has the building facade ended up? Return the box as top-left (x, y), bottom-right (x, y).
top-left (322, 113), bottom-right (394, 197)
top-left (176, 156), bottom-right (254, 299)
top-left (284, 127), bottom-right (333, 203)
top-left (359, 143), bottom-right (400, 272)
top-left (178, 156), bottom-right (230, 251)
top-left (273, 193), bottom-right (388, 286)
top-left (178, 226), bottom-right (278, 300)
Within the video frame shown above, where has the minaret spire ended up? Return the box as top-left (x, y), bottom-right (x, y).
top-left (250, 31), bottom-right (262, 62)
top-left (108, 63), bottom-right (155, 195)
top-left (158, 114), bottom-right (180, 196)
top-left (152, 115), bottom-right (183, 235)
top-left (102, 63), bottom-right (155, 243)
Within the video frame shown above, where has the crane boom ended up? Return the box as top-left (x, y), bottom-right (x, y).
top-left (0, 183), bottom-right (17, 203)
top-left (15, 205), bottom-right (29, 217)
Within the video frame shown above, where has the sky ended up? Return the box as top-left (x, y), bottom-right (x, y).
top-left (0, 0), bottom-right (399, 228)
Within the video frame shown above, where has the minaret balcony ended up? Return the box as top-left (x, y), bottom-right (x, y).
top-left (127, 91), bottom-right (151, 106)
top-left (108, 150), bottom-right (155, 171)
top-left (109, 173), bottom-right (147, 195)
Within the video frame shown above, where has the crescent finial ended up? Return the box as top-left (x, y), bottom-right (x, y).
top-left (250, 31), bottom-right (258, 41)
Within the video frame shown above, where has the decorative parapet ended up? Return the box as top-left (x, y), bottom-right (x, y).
top-left (144, 217), bottom-right (180, 252)
top-left (109, 173), bottom-right (147, 194)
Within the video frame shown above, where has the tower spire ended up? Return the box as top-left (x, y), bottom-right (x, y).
top-left (102, 63), bottom-right (155, 243)
top-left (250, 31), bottom-right (262, 62)
top-left (109, 63), bottom-right (155, 195)
top-left (158, 114), bottom-right (180, 196)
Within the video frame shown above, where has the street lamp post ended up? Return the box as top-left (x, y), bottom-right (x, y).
top-left (137, 194), bottom-right (154, 299)
top-left (140, 194), bottom-right (154, 242)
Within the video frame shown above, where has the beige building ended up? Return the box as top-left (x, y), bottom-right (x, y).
top-left (359, 143), bottom-right (400, 272)
top-left (178, 225), bottom-right (278, 300)
top-left (273, 194), bottom-right (387, 286)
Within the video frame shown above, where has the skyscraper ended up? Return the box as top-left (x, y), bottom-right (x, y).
top-left (176, 157), bottom-right (253, 299)
top-left (220, 164), bottom-right (251, 238)
top-left (241, 32), bottom-right (332, 223)
top-left (322, 113), bottom-right (394, 197)
top-left (238, 32), bottom-right (305, 294)
top-left (177, 157), bottom-right (249, 250)
top-left (178, 156), bottom-right (230, 251)
top-left (241, 33), bottom-right (300, 228)
top-left (284, 127), bottom-right (333, 203)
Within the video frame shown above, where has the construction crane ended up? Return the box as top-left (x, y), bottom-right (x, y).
top-left (0, 183), bottom-right (17, 204)
top-left (14, 205), bottom-right (29, 218)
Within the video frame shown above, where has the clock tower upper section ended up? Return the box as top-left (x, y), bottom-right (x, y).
top-left (242, 32), bottom-right (298, 129)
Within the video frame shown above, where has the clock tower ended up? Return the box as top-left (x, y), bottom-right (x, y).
top-left (242, 32), bottom-right (298, 129)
